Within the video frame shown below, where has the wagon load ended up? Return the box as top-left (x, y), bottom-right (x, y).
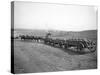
top-left (44, 38), bottom-right (96, 54)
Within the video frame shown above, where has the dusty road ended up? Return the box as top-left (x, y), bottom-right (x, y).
top-left (14, 40), bottom-right (97, 73)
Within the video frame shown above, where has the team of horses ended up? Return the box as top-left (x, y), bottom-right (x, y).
top-left (19, 35), bottom-right (44, 42)
top-left (13, 34), bottom-right (96, 53)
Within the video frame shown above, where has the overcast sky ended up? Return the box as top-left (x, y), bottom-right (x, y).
top-left (14, 1), bottom-right (97, 31)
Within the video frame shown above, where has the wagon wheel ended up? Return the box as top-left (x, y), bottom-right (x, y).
top-left (89, 46), bottom-right (96, 52)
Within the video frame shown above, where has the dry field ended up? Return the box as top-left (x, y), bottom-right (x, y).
top-left (14, 40), bottom-right (97, 74)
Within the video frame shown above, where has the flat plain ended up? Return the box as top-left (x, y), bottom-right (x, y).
top-left (13, 29), bottom-right (97, 73)
top-left (14, 40), bottom-right (97, 73)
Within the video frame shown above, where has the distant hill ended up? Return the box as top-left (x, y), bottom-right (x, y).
top-left (13, 29), bottom-right (97, 41)
top-left (53, 30), bottom-right (97, 41)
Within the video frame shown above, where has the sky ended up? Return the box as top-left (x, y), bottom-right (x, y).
top-left (14, 1), bottom-right (97, 31)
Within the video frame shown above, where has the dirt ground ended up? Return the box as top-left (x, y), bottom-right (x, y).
top-left (13, 40), bottom-right (97, 74)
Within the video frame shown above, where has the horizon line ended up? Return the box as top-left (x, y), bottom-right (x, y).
top-left (12, 28), bottom-right (97, 32)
